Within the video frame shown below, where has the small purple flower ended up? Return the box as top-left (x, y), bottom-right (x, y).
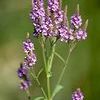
top-left (71, 14), bottom-right (82, 29)
top-left (23, 39), bottom-right (34, 54)
top-left (59, 24), bottom-right (75, 42)
top-left (20, 80), bottom-right (31, 90)
top-left (59, 25), bottom-right (71, 42)
top-left (76, 29), bottom-right (87, 40)
top-left (72, 88), bottom-right (84, 100)
top-left (41, 16), bottom-right (53, 36)
top-left (48, 0), bottom-right (59, 12)
top-left (17, 63), bottom-right (28, 78)
top-left (24, 52), bottom-right (36, 67)
top-left (54, 10), bottom-right (64, 26)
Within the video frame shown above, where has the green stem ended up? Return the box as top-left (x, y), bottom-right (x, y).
top-left (41, 38), bottom-right (47, 73)
top-left (47, 44), bottom-right (56, 100)
top-left (47, 43), bottom-right (56, 72)
top-left (51, 47), bottom-right (72, 99)
top-left (31, 71), bottom-right (47, 99)
top-left (47, 76), bottom-right (51, 100)
top-left (41, 37), bottom-right (57, 100)
top-left (41, 37), bottom-right (51, 100)
top-left (56, 42), bottom-right (77, 86)
top-left (54, 52), bottom-right (65, 64)
top-left (35, 77), bottom-right (47, 99)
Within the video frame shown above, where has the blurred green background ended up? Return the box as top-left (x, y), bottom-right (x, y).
top-left (0, 0), bottom-right (100, 100)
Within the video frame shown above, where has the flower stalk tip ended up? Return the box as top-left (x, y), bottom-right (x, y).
top-left (77, 4), bottom-right (80, 15)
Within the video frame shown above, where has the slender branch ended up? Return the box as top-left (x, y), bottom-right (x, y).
top-left (57, 42), bottom-right (77, 85)
top-left (51, 48), bottom-right (71, 99)
top-left (54, 52), bottom-right (65, 64)
top-left (56, 48), bottom-right (71, 85)
top-left (35, 77), bottom-right (47, 99)
top-left (37, 68), bottom-right (44, 78)
top-left (52, 43), bottom-right (77, 99)
top-left (47, 43), bottom-right (56, 72)
top-left (31, 71), bottom-right (47, 99)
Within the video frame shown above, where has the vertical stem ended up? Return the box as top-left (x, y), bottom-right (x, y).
top-left (41, 38), bottom-right (47, 73)
top-left (47, 44), bottom-right (56, 100)
top-left (47, 76), bottom-right (51, 100)
top-left (48, 43), bottom-right (56, 72)
top-left (41, 37), bottom-right (56, 100)
top-left (41, 37), bottom-right (51, 99)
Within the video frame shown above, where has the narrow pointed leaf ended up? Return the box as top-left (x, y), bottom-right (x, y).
top-left (52, 85), bottom-right (63, 98)
top-left (34, 97), bottom-right (44, 100)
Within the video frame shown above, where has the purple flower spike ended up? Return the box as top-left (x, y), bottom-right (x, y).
top-left (71, 14), bottom-right (82, 29)
top-left (30, 0), bottom-right (45, 36)
top-left (24, 52), bottom-right (36, 67)
top-left (48, 0), bottom-right (59, 12)
top-left (76, 29), bottom-right (87, 40)
top-left (17, 63), bottom-right (31, 90)
top-left (17, 33), bottom-right (36, 90)
top-left (23, 33), bottom-right (37, 68)
top-left (17, 63), bottom-right (28, 78)
top-left (23, 39), bottom-right (34, 54)
top-left (20, 80), bottom-right (31, 90)
top-left (72, 88), bottom-right (84, 100)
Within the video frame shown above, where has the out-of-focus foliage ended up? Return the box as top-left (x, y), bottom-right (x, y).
top-left (0, 0), bottom-right (100, 100)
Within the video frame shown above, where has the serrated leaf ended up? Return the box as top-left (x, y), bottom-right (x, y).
top-left (34, 97), bottom-right (44, 100)
top-left (52, 85), bottom-right (63, 98)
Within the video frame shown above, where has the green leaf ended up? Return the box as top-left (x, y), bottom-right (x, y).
top-left (52, 85), bottom-right (63, 99)
top-left (34, 97), bottom-right (44, 100)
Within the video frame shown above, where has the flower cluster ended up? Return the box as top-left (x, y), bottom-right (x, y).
top-left (23, 37), bottom-right (36, 68)
top-left (17, 34), bottom-right (36, 90)
top-left (72, 88), bottom-right (84, 100)
top-left (71, 14), bottom-right (82, 29)
top-left (30, 0), bottom-right (45, 36)
top-left (30, 0), bottom-right (88, 42)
